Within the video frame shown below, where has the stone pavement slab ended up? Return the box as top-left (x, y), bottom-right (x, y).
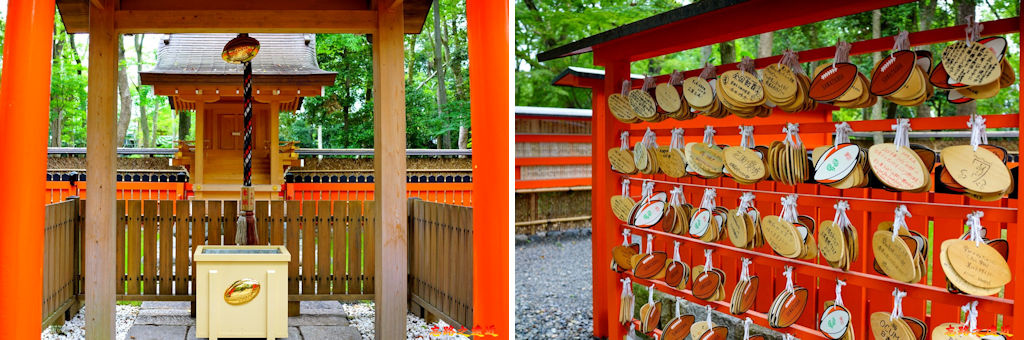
top-left (288, 314), bottom-right (349, 326)
top-left (125, 325), bottom-right (189, 340)
top-left (297, 325), bottom-right (361, 340)
top-left (140, 301), bottom-right (190, 310)
top-left (186, 325), bottom-right (302, 340)
top-left (134, 314), bottom-right (195, 326)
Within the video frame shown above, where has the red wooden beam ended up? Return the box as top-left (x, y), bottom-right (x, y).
top-left (514, 178), bottom-right (591, 190)
top-left (626, 17), bottom-right (1019, 85)
top-left (594, 0), bottom-right (914, 63)
top-left (0, 0), bottom-right (55, 337)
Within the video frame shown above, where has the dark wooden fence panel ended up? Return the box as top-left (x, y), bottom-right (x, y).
top-left (408, 199), bottom-right (473, 329)
top-left (41, 199), bottom-right (79, 330)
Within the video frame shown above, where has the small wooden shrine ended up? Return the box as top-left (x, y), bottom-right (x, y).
top-left (140, 33), bottom-right (336, 200)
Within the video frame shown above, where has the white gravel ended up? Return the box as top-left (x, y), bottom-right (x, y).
top-left (41, 304), bottom-right (140, 340)
top-left (515, 234), bottom-right (594, 339)
top-left (342, 301), bottom-right (469, 340)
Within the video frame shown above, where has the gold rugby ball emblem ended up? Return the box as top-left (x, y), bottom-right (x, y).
top-left (224, 279), bottom-right (261, 305)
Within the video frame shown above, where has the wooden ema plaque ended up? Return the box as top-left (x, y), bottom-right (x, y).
top-left (868, 144), bottom-right (928, 192)
top-left (871, 50), bottom-right (917, 96)
top-left (762, 64), bottom-right (798, 100)
top-left (608, 148), bottom-right (637, 174)
top-left (662, 314), bottom-right (695, 340)
top-left (810, 63), bottom-right (858, 101)
top-left (942, 40), bottom-right (1000, 86)
top-left (870, 312), bottom-right (916, 340)
top-left (940, 145), bottom-right (1011, 195)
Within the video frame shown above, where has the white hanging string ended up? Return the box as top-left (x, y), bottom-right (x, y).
top-left (674, 297), bottom-right (682, 319)
top-left (780, 49), bottom-right (805, 76)
top-left (780, 194), bottom-right (799, 223)
top-left (669, 70), bottom-right (683, 86)
top-left (621, 229), bottom-right (631, 246)
top-left (782, 123), bottom-right (802, 148)
top-left (673, 241), bottom-right (682, 262)
top-left (833, 200), bottom-right (851, 229)
top-left (628, 323), bottom-right (639, 340)
top-left (670, 128), bottom-right (685, 150)
top-left (646, 234), bottom-right (654, 255)
top-left (621, 179), bottom-right (631, 197)
top-left (739, 257), bottom-right (752, 282)
top-left (964, 15), bottom-right (984, 43)
top-left (834, 122), bottom-right (852, 146)
top-left (699, 188), bottom-right (717, 211)
top-left (739, 125), bottom-right (755, 149)
top-left (890, 288), bottom-right (907, 320)
top-left (643, 75), bottom-right (655, 91)
top-left (621, 131), bottom-right (631, 150)
top-left (668, 187), bottom-right (681, 206)
top-left (703, 249), bottom-right (714, 273)
top-left (968, 114), bottom-right (988, 151)
top-left (738, 56), bottom-right (756, 75)
top-left (703, 125), bottom-right (717, 146)
top-left (782, 265), bottom-right (795, 293)
top-left (743, 318), bottom-right (753, 340)
top-left (642, 127), bottom-right (659, 148)
top-left (892, 118), bottom-right (911, 149)
top-left (892, 30), bottom-right (910, 53)
top-left (892, 205), bottom-right (911, 242)
top-left (648, 284), bottom-right (655, 306)
top-left (834, 279), bottom-right (847, 307)
top-left (705, 305), bottom-right (714, 329)
top-left (832, 41), bottom-right (851, 68)
top-left (961, 300), bottom-right (979, 332)
top-left (641, 180), bottom-right (655, 199)
top-left (699, 63), bottom-right (717, 80)
top-left (736, 192), bottom-right (756, 217)
top-left (622, 80), bottom-right (631, 97)
top-left (966, 211), bottom-right (986, 247)
top-left (784, 334), bottom-right (795, 340)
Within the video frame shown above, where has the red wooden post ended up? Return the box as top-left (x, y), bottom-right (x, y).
top-left (468, 0), bottom-right (510, 336)
top-left (0, 0), bottom-right (55, 337)
top-left (592, 51), bottom-right (630, 339)
top-left (1013, 6), bottom-right (1024, 335)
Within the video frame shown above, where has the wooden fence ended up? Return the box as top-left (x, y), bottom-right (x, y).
top-left (107, 199), bottom-right (378, 300)
top-left (41, 199), bottom-right (79, 331)
top-left (42, 197), bottom-right (473, 331)
top-left (408, 199), bottom-right (474, 329)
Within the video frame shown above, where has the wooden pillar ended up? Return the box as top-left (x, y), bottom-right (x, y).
top-left (194, 101), bottom-right (206, 187)
top-left (590, 51), bottom-right (630, 339)
top-left (467, 0), bottom-right (510, 334)
top-left (372, 0), bottom-right (407, 338)
top-left (85, 0), bottom-right (118, 339)
top-left (270, 101), bottom-right (282, 187)
top-left (0, 0), bottom-right (54, 337)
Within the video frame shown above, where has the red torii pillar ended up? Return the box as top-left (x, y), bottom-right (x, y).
top-left (468, 0), bottom-right (510, 335)
top-left (0, 0), bottom-right (55, 337)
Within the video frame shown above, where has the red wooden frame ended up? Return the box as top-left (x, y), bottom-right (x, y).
top-left (582, 2), bottom-right (1024, 339)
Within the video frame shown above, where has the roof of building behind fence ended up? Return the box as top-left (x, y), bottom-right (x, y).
top-left (140, 34), bottom-right (337, 86)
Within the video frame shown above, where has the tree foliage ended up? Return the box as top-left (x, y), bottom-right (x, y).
top-left (281, 0), bottom-right (470, 149)
top-left (32, 1), bottom-right (470, 149)
top-left (516, 0), bottom-right (1020, 120)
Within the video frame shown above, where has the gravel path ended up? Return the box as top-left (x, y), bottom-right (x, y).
top-left (342, 302), bottom-right (469, 340)
top-left (515, 233), bottom-right (594, 339)
top-left (41, 305), bottom-right (140, 340)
